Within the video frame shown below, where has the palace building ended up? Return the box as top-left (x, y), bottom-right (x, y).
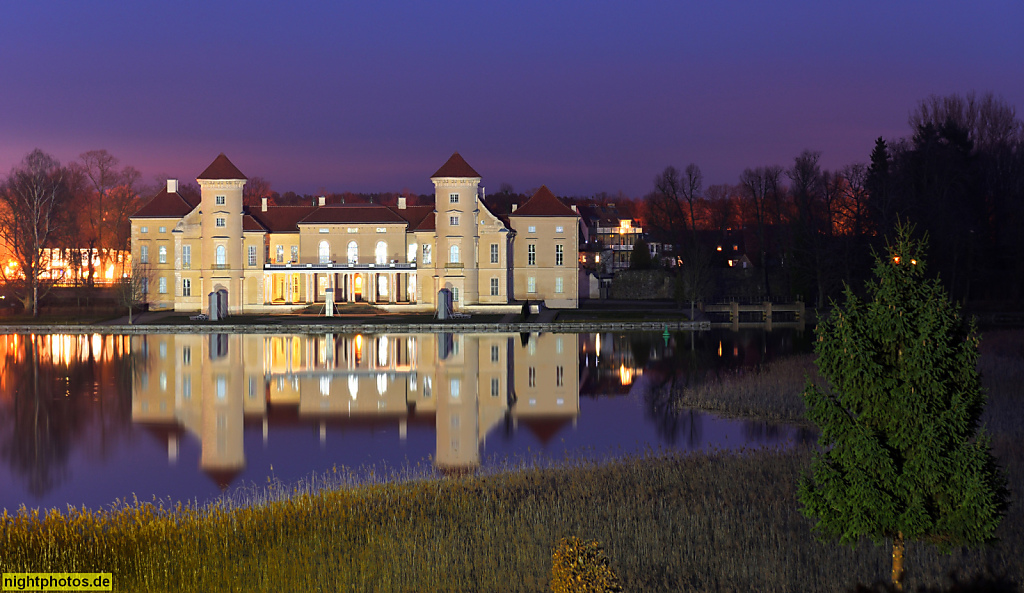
top-left (130, 153), bottom-right (581, 314)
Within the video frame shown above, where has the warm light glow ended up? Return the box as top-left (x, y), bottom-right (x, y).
top-left (893, 256), bottom-right (901, 264)
top-left (716, 246), bottom-right (722, 251)
top-left (911, 259), bottom-right (917, 265)
top-left (717, 341), bottom-right (722, 357)
top-left (618, 363), bottom-right (633, 386)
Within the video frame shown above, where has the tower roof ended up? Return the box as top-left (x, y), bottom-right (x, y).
top-left (198, 153), bottom-right (247, 180)
top-left (509, 185), bottom-right (577, 217)
top-left (431, 152), bottom-right (480, 178)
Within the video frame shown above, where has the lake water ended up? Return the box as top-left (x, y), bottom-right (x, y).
top-left (0, 328), bottom-right (814, 511)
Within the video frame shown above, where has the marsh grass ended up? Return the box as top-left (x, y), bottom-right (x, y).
top-left (673, 353), bottom-right (820, 423)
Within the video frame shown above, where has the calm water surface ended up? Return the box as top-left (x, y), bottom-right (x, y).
top-left (0, 329), bottom-right (814, 511)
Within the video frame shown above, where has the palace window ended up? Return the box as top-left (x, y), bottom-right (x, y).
top-left (528, 244), bottom-right (536, 266)
top-left (490, 243), bottom-right (498, 264)
top-left (216, 195), bottom-right (225, 205)
top-left (490, 277), bottom-right (499, 296)
top-left (291, 245), bottom-right (298, 262)
top-left (319, 241), bottom-right (330, 264)
top-left (449, 193), bottom-right (459, 204)
top-left (182, 278), bottom-right (191, 297)
top-left (347, 241), bottom-right (358, 264)
top-left (276, 245), bottom-right (284, 263)
top-left (216, 245), bottom-right (226, 266)
top-left (453, 287), bottom-right (459, 302)
top-left (527, 276), bottom-right (536, 293)
top-left (555, 276), bottom-right (563, 294)
top-left (158, 226), bottom-right (166, 233)
top-left (449, 245), bottom-right (460, 264)
top-left (375, 241), bottom-right (387, 265)
top-left (556, 365), bottom-right (564, 387)
top-left (158, 245), bottom-right (167, 264)
top-left (422, 244), bottom-right (432, 264)
top-left (491, 377), bottom-right (499, 397)
top-left (528, 225), bottom-right (536, 233)
top-left (216, 218), bottom-right (226, 228)
top-left (140, 226), bottom-right (148, 234)
top-left (555, 244), bottom-right (563, 266)
top-left (182, 245), bottom-right (191, 268)
top-left (450, 215), bottom-right (459, 226)
top-left (158, 277), bottom-right (167, 294)
top-left (140, 245), bottom-right (148, 264)
top-left (491, 344), bottom-right (499, 362)
top-left (248, 245), bottom-right (257, 266)
top-left (556, 226), bottom-right (564, 234)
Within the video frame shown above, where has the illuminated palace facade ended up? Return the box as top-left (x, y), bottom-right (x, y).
top-left (131, 332), bottom-right (580, 480)
top-left (130, 153), bottom-right (581, 314)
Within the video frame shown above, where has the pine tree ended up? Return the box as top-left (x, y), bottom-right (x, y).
top-left (798, 222), bottom-right (1007, 590)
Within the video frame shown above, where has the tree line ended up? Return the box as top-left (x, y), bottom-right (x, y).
top-left (642, 92), bottom-right (1024, 308)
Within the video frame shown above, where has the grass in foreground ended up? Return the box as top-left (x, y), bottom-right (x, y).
top-left (2, 445), bottom-right (1022, 592)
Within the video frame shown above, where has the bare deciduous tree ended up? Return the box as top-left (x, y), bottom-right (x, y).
top-left (0, 150), bottom-right (73, 316)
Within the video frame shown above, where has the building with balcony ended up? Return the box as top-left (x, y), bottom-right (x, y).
top-left (130, 153), bottom-right (580, 313)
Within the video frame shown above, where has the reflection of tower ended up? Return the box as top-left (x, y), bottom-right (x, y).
top-left (200, 334), bottom-right (245, 488)
top-left (435, 334), bottom-right (480, 469)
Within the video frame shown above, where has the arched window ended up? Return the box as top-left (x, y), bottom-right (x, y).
top-left (319, 240), bottom-right (330, 264)
top-left (375, 241), bottom-right (387, 265)
top-left (347, 241), bottom-right (358, 264)
top-left (449, 245), bottom-right (459, 264)
top-left (216, 245), bottom-right (226, 266)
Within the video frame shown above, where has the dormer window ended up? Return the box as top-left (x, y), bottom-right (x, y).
top-left (216, 196), bottom-right (226, 205)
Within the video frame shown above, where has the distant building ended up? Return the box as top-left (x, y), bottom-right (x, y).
top-left (130, 153), bottom-right (580, 313)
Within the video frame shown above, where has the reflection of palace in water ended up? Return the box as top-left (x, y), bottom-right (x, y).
top-left (131, 332), bottom-right (579, 485)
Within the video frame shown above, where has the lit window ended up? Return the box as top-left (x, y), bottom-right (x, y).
top-left (555, 244), bottom-right (563, 266)
top-left (248, 245), bottom-right (257, 266)
top-left (182, 245), bottom-right (191, 268)
top-left (319, 241), bottom-right (330, 264)
top-left (555, 277), bottom-right (563, 293)
top-left (449, 245), bottom-right (460, 264)
top-left (528, 244), bottom-right (536, 266)
top-left (158, 245), bottom-right (167, 264)
top-left (216, 195), bottom-right (226, 205)
top-left (158, 277), bottom-right (167, 294)
top-left (216, 245), bottom-right (226, 266)
top-left (449, 193), bottom-right (459, 204)
top-left (140, 245), bottom-right (149, 263)
top-left (216, 218), bottom-right (226, 228)
top-left (490, 243), bottom-right (498, 264)
top-left (528, 276), bottom-right (536, 293)
top-left (291, 245), bottom-right (298, 262)
top-left (375, 241), bottom-right (387, 265)
top-left (490, 277), bottom-right (499, 296)
top-left (276, 245), bottom-right (284, 263)
top-left (556, 226), bottom-right (564, 234)
top-left (347, 241), bottom-right (358, 264)
top-left (450, 215), bottom-right (459, 226)
top-left (216, 376), bottom-right (227, 400)
top-left (528, 226), bottom-right (536, 233)
top-left (182, 278), bottom-right (191, 297)
top-left (408, 242), bottom-right (417, 262)
top-left (450, 378), bottom-right (460, 398)
top-left (422, 244), bottom-right (432, 264)
top-left (183, 376), bottom-right (192, 400)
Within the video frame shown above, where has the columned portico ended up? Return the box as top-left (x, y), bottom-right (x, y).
top-left (263, 263), bottom-right (418, 306)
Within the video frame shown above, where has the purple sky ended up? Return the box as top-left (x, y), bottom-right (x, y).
top-left (2, 1), bottom-right (1021, 198)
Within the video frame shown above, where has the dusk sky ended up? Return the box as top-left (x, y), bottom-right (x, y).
top-left (2, 1), bottom-right (1021, 198)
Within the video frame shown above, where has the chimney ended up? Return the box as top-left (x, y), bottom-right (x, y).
top-left (398, 196), bottom-right (407, 210)
top-left (167, 179), bottom-right (178, 193)
top-left (318, 195), bottom-right (326, 207)
top-left (512, 204), bottom-right (518, 212)
top-left (261, 197), bottom-right (268, 212)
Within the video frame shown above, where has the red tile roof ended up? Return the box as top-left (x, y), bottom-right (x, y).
top-left (508, 185), bottom-right (577, 217)
top-left (198, 153), bottom-right (247, 180)
top-left (242, 214), bottom-right (267, 232)
top-left (298, 205), bottom-right (407, 225)
top-left (248, 206), bottom-right (317, 232)
top-left (412, 211), bottom-right (436, 232)
top-left (393, 205), bottom-right (434, 229)
top-left (132, 188), bottom-right (195, 218)
top-left (430, 152), bottom-right (480, 178)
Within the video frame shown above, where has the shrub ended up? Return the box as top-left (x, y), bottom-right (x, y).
top-left (550, 536), bottom-right (622, 593)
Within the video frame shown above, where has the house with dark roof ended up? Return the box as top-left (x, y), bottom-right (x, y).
top-left (130, 152), bottom-right (581, 313)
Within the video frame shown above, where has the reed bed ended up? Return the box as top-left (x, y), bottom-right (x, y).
top-left (2, 444), bottom-right (1022, 592)
top-left (673, 354), bottom-right (820, 423)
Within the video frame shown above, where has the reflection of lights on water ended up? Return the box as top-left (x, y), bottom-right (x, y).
top-left (619, 363), bottom-right (633, 386)
top-left (717, 341), bottom-right (722, 357)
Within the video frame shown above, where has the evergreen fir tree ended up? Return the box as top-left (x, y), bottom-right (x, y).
top-left (798, 222), bottom-right (1007, 590)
